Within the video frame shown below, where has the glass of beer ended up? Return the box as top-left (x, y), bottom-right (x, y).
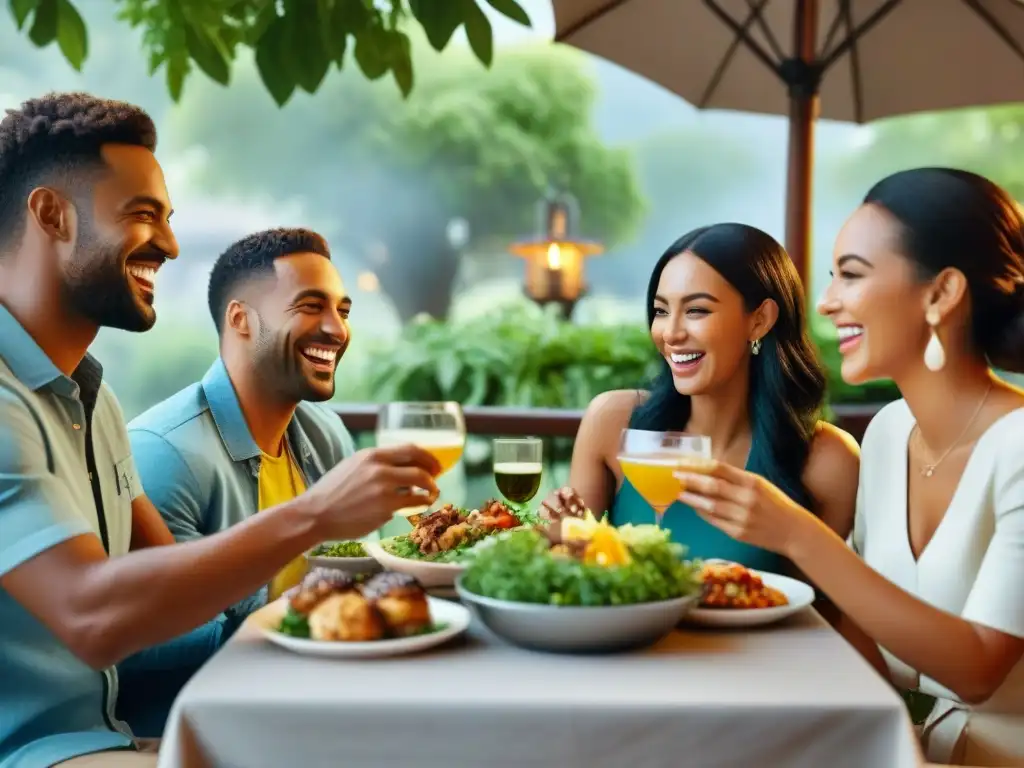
top-left (617, 429), bottom-right (712, 524)
top-left (493, 437), bottom-right (543, 508)
top-left (376, 402), bottom-right (466, 522)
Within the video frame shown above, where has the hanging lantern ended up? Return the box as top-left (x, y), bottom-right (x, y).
top-left (507, 193), bottom-right (603, 313)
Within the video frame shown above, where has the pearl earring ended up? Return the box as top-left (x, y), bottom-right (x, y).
top-left (924, 308), bottom-right (945, 372)
top-left (750, 338), bottom-right (762, 356)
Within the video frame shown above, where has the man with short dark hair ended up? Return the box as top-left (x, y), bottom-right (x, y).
top-left (118, 227), bottom-right (363, 734)
top-left (0, 93), bottom-right (440, 768)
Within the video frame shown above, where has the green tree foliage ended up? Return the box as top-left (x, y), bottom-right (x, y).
top-left (826, 105), bottom-right (1024, 202)
top-left (170, 42), bottom-right (645, 320)
top-left (9, 0), bottom-right (531, 104)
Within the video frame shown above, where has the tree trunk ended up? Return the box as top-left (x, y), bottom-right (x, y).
top-left (374, 225), bottom-right (460, 322)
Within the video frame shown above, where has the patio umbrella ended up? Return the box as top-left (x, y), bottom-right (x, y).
top-left (553, 0), bottom-right (1024, 284)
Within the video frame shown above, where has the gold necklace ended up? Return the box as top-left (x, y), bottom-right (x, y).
top-left (914, 383), bottom-right (992, 478)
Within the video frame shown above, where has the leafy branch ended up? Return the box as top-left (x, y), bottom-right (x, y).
top-left (7, 0), bottom-right (531, 105)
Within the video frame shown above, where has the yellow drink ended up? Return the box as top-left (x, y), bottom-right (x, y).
top-left (377, 428), bottom-right (465, 475)
top-left (618, 455), bottom-right (682, 511)
top-left (427, 442), bottom-right (464, 475)
top-left (675, 455), bottom-right (716, 490)
top-left (377, 427), bottom-right (465, 521)
top-left (268, 553), bottom-right (308, 601)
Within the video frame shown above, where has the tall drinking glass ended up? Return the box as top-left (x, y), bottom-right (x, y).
top-left (376, 402), bottom-right (466, 522)
top-left (617, 429), bottom-right (713, 524)
top-left (493, 437), bottom-right (543, 509)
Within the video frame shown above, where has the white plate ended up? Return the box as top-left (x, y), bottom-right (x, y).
top-left (681, 569), bottom-right (815, 628)
top-left (262, 596), bottom-right (470, 658)
top-left (363, 540), bottom-right (466, 588)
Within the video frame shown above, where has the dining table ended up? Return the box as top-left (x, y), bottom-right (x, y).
top-left (157, 598), bottom-right (923, 768)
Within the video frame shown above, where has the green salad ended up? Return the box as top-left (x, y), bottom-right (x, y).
top-left (381, 531), bottom-right (481, 564)
top-left (381, 501), bottom-right (534, 564)
top-left (460, 525), bottom-right (701, 606)
top-left (382, 536), bottom-right (466, 565)
top-left (311, 541), bottom-right (368, 558)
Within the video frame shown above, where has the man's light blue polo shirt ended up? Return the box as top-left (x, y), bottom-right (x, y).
top-left (115, 359), bottom-right (360, 736)
top-left (128, 357), bottom-right (357, 555)
top-left (0, 305), bottom-right (141, 768)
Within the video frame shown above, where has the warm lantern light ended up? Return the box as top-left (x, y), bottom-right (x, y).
top-left (508, 193), bottom-right (603, 315)
top-left (547, 242), bottom-right (562, 270)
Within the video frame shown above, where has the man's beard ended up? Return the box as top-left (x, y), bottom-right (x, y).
top-left (252, 313), bottom-right (338, 404)
top-left (62, 217), bottom-right (154, 333)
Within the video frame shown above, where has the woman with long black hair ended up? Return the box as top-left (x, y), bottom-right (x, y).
top-left (542, 222), bottom-right (860, 570)
top-left (677, 170), bottom-right (1024, 765)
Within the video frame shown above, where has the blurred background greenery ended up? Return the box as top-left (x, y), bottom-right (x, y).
top-left (4, 1), bottom-right (1022, 511)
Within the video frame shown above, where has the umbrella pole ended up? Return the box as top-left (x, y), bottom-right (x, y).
top-left (785, 98), bottom-right (815, 288)
top-left (783, 0), bottom-right (820, 290)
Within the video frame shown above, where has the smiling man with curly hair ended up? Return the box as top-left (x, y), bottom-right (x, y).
top-left (0, 93), bottom-right (438, 768)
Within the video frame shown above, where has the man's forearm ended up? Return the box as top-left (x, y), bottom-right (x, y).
top-left (118, 617), bottom-right (228, 673)
top-left (74, 497), bottom-right (320, 666)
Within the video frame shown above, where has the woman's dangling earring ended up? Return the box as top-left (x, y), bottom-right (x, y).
top-left (924, 307), bottom-right (945, 372)
top-left (750, 337), bottom-right (762, 356)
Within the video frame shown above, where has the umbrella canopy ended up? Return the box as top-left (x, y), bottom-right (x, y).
top-left (553, 0), bottom-right (1024, 283)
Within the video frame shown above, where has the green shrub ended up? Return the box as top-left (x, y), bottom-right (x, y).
top-left (364, 305), bottom-right (900, 408)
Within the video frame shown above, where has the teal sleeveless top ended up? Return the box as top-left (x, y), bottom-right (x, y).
top-left (608, 448), bottom-right (789, 572)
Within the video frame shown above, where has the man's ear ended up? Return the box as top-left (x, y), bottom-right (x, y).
top-left (225, 300), bottom-right (253, 339)
top-left (26, 186), bottom-right (74, 243)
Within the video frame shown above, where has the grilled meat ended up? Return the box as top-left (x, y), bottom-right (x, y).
top-left (362, 572), bottom-right (431, 636)
top-left (308, 591), bottom-right (386, 641)
top-left (288, 568), bottom-right (357, 614)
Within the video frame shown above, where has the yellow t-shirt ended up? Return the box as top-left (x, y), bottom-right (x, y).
top-left (259, 447), bottom-right (309, 600)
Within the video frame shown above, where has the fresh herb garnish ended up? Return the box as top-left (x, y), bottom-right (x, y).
top-left (277, 607), bottom-right (311, 638)
top-left (312, 541), bottom-right (368, 558)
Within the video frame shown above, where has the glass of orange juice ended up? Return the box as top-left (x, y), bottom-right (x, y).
top-left (376, 402), bottom-right (466, 522)
top-left (617, 429), bottom-right (712, 524)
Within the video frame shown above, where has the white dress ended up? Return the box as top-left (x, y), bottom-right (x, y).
top-left (854, 400), bottom-right (1024, 766)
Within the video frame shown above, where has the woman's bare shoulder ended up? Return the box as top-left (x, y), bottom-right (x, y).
top-left (802, 421), bottom-right (860, 535)
top-left (577, 390), bottom-right (647, 458)
top-left (803, 421), bottom-right (860, 485)
top-left (583, 389), bottom-right (647, 420)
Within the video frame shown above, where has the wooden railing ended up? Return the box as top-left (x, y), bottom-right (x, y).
top-left (332, 402), bottom-right (883, 443)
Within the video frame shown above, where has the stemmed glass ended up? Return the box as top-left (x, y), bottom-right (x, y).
top-left (376, 402), bottom-right (466, 522)
top-left (492, 437), bottom-right (543, 512)
top-left (617, 429), bottom-right (713, 525)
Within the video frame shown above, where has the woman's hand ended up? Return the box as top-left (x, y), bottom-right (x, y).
top-left (539, 487), bottom-right (589, 522)
top-left (675, 461), bottom-right (821, 557)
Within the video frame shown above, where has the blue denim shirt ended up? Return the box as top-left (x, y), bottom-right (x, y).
top-left (127, 357), bottom-right (357, 615)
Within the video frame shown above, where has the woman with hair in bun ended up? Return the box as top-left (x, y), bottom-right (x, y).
top-left (676, 168), bottom-right (1024, 766)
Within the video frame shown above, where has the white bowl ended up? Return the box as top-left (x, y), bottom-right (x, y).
top-left (363, 540), bottom-right (465, 588)
top-left (455, 577), bottom-right (699, 653)
top-left (682, 568), bottom-right (815, 628)
top-left (306, 555), bottom-right (382, 577)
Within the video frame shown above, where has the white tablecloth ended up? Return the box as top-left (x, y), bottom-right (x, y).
top-left (158, 604), bottom-right (921, 768)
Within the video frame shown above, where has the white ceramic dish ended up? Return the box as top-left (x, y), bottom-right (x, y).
top-left (363, 540), bottom-right (466, 588)
top-left (306, 554), bottom-right (382, 576)
top-left (682, 568), bottom-right (815, 628)
top-left (262, 596), bottom-right (470, 658)
top-left (455, 577), bottom-right (699, 653)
